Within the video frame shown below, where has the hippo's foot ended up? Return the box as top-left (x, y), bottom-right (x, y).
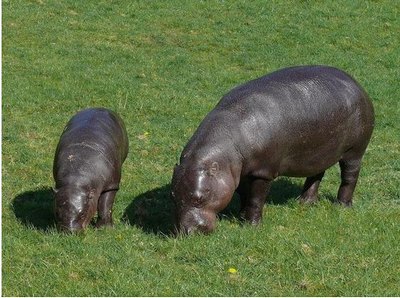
top-left (239, 210), bottom-right (262, 225)
top-left (95, 218), bottom-right (113, 228)
top-left (246, 217), bottom-right (262, 226)
top-left (336, 200), bottom-right (353, 208)
top-left (299, 195), bottom-right (318, 205)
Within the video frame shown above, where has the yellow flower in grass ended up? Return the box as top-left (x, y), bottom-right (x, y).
top-left (228, 267), bottom-right (238, 274)
top-left (137, 131), bottom-right (150, 140)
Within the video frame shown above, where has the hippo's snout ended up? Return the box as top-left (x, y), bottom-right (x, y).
top-left (178, 208), bottom-right (216, 235)
top-left (54, 189), bottom-right (96, 233)
top-left (55, 209), bottom-right (85, 233)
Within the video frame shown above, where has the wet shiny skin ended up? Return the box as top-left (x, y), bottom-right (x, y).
top-left (172, 65), bottom-right (375, 234)
top-left (53, 108), bottom-right (128, 232)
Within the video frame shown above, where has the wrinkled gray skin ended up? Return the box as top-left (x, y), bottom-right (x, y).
top-left (53, 108), bottom-right (128, 232)
top-left (171, 65), bottom-right (375, 234)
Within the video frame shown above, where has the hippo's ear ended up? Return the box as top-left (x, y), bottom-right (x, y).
top-left (208, 162), bottom-right (219, 176)
top-left (88, 189), bottom-right (96, 200)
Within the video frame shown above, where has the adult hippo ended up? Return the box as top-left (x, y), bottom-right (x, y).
top-left (171, 65), bottom-right (374, 234)
top-left (53, 108), bottom-right (129, 232)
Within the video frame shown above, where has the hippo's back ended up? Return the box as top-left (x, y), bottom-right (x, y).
top-left (60, 108), bottom-right (127, 152)
top-left (54, 108), bottom-right (129, 187)
top-left (218, 66), bottom-right (371, 116)
top-left (192, 66), bottom-right (375, 178)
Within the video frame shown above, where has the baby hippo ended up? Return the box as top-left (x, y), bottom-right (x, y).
top-left (171, 65), bottom-right (374, 234)
top-left (53, 108), bottom-right (128, 232)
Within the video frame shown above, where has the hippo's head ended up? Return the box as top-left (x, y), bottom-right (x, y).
top-left (171, 161), bottom-right (235, 235)
top-left (53, 187), bottom-right (97, 232)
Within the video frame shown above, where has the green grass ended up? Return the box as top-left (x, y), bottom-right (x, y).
top-left (3, 0), bottom-right (400, 296)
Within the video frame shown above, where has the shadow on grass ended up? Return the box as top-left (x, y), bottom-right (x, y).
top-left (123, 178), bottom-right (303, 235)
top-left (269, 177), bottom-right (303, 205)
top-left (12, 187), bottom-right (56, 231)
top-left (121, 185), bottom-right (176, 236)
top-left (323, 193), bottom-right (339, 204)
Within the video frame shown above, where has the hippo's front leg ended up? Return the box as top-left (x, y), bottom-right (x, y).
top-left (96, 190), bottom-right (117, 228)
top-left (239, 178), bottom-right (271, 225)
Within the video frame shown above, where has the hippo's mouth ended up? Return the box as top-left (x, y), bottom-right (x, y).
top-left (178, 208), bottom-right (217, 235)
top-left (57, 219), bottom-right (89, 233)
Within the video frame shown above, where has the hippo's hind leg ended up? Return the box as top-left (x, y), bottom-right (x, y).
top-left (337, 157), bottom-right (362, 207)
top-left (236, 178), bottom-right (249, 219)
top-left (95, 190), bottom-right (117, 228)
top-left (237, 177), bottom-right (271, 225)
top-left (300, 172), bottom-right (325, 204)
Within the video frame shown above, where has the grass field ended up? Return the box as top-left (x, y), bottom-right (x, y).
top-left (2, 0), bottom-right (400, 296)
